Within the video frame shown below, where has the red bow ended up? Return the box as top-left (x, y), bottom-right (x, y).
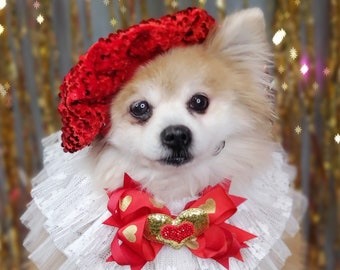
top-left (104, 174), bottom-right (255, 270)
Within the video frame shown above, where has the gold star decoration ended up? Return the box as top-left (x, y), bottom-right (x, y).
top-left (281, 82), bottom-right (288, 91)
top-left (323, 67), bottom-right (330, 76)
top-left (335, 134), bottom-right (340, 144)
top-left (4, 82), bottom-right (10, 90)
top-left (103, 0), bottom-right (110, 6)
top-left (295, 125), bottom-right (302, 134)
top-left (284, 11), bottom-right (290, 19)
top-left (0, 0), bottom-right (6, 10)
top-left (277, 11), bottom-right (284, 21)
top-left (272, 28), bottom-right (286, 45)
top-left (36, 14), bottom-right (44, 24)
top-left (278, 64), bottom-right (285, 74)
top-left (110, 18), bottom-right (117, 28)
top-left (289, 47), bottom-right (298, 60)
top-left (0, 24), bottom-right (4, 35)
top-left (120, 5), bottom-right (127, 14)
top-left (0, 84), bottom-right (7, 97)
top-left (216, 0), bottom-right (224, 9)
top-left (312, 82), bottom-right (319, 91)
top-left (294, 0), bottom-right (301, 6)
top-left (300, 63), bottom-right (309, 75)
top-left (33, 0), bottom-right (40, 9)
top-left (171, 0), bottom-right (178, 9)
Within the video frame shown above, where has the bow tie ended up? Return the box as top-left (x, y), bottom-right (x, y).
top-left (104, 174), bottom-right (255, 270)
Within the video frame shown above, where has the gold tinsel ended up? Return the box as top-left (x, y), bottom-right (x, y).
top-left (0, 1), bottom-right (338, 269)
top-left (273, 0), bottom-right (339, 269)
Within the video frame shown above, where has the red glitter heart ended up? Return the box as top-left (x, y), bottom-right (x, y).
top-left (160, 221), bottom-right (195, 243)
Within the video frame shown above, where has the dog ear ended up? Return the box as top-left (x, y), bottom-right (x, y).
top-left (205, 8), bottom-right (270, 66)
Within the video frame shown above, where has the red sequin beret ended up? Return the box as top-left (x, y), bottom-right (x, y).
top-left (58, 7), bottom-right (216, 153)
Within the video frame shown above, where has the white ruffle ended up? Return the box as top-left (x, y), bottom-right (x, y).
top-left (21, 132), bottom-right (305, 270)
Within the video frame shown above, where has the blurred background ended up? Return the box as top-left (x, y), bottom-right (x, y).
top-left (0, 0), bottom-right (339, 269)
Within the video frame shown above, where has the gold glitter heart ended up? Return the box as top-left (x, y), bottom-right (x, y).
top-left (123, 225), bottom-right (137, 243)
top-left (119, 195), bottom-right (132, 212)
top-left (199, 198), bottom-right (216, 214)
top-left (144, 208), bottom-right (209, 249)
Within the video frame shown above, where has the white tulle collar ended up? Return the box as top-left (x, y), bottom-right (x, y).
top-left (21, 132), bottom-right (302, 270)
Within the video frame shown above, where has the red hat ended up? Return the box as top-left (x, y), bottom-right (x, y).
top-left (58, 7), bottom-right (216, 153)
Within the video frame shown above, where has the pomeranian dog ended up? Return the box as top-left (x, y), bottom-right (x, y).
top-left (22, 7), bottom-right (305, 270)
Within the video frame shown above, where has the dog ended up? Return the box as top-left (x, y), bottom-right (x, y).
top-left (22, 7), bottom-right (305, 270)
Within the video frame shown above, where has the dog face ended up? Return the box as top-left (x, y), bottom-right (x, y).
top-left (93, 8), bottom-right (275, 201)
top-left (108, 47), bottom-right (241, 168)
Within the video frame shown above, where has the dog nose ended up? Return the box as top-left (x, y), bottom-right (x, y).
top-left (161, 125), bottom-right (192, 149)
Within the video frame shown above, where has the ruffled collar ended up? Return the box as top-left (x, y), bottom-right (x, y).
top-left (22, 133), bottom-right (300, 269)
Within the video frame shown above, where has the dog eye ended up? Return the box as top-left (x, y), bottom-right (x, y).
top-left (130, 100), bottom-right (152, 121)
top-left (188, 94), bottom-right (209, 113)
